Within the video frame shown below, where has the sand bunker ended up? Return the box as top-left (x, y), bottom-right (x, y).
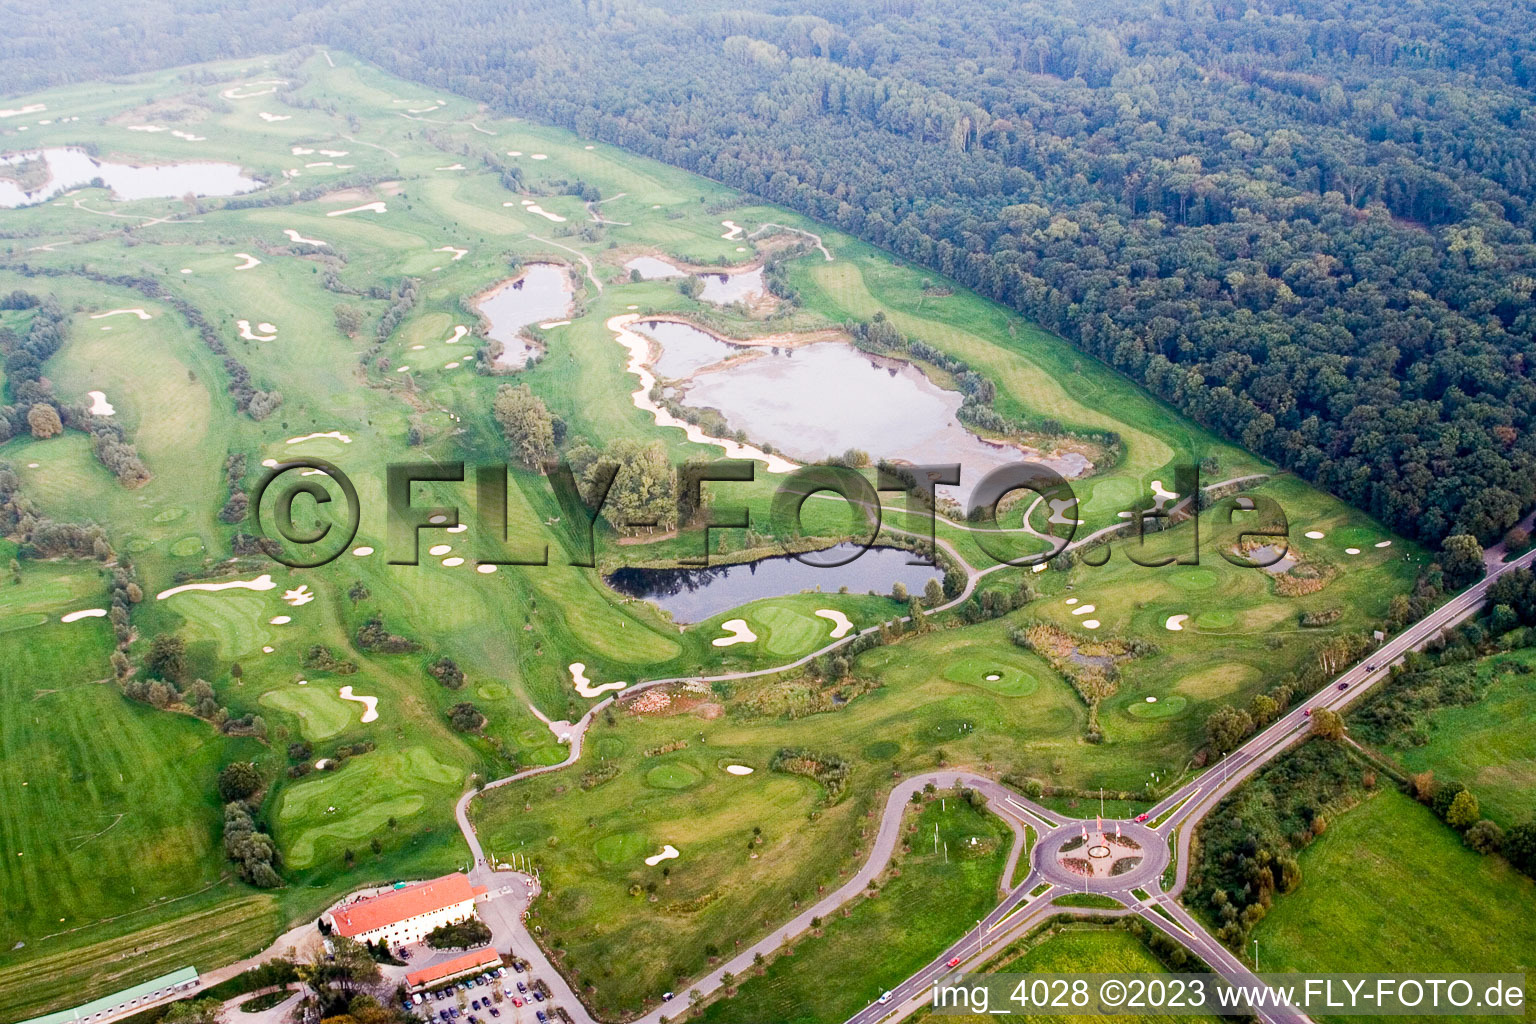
top-left (523, 202), bottom-right (565, 222)
top-left (443, 361), bottom-right (460, 369)
top-left (1345, 548), bottom-right (1361, 555)
top-left (258, 112), bottom-right (291, 122)
top-left (507, 151), bottom-right (522, 156)
top-left (283, 585), bottom-right (314, 607)
top-left (644, 845), bottom-right (679, 866)
top-left (538, 320), bottom-right (570, 329)
top-left (569, 662), bottom-right (626, 698)
top-left (476, 563), bottom-right (498, 574)
top-left (326, 202), bottom-right (387, 217)
top-left (435, 163), bottom-right (466, 171)
top-left (170, 130), bottom-right (204, 141)
top-left (221, 80), bottom-right (286, 100)
top-left (262, 646), bottom-right (275, 654)
top-left (270, 615), bottom-right (291, 625)
top-left (395, 366), bottom-right (411, 372)
top-left (1150, 479), bottom-right (1178, 509)
top-left (428, 544), bottom-right (452, 556)
top-left (609, 314), bottom-right (797, 473)
top-left (724, 764), bottom-right (753, 776)
top-left (352, 546), bottom-right (374, 556)
top-left (233, 253), bottom-right (261, 270)
top-left (815, 608), bottom-right (853, 639)
top-left (720, 220), bottom-right (743, 240)
top-left (319, 149), bottom-right (348, 157)
top-left (236, 319), bottom-right (276, 341)
top-left (1072, 604), bottom-right (1097, 616)
top-left (338, 685), bottom-right (380, 723)
top-left (428, 514), bottom-right (448, 524)
top-left (442, 557), bottom-right (465, 567)
top-left (292, 146), bottom-right (315, 155)
top-left (447, 524), bottom-right (468, 533)
top-left (1065, 598), bottom-right (1078, 605)
top-left (1375, 540), bottom-right (1392, 548)
top-left (157, 574), bottom-right (276, 600)
top-left (1081, 619), bottom-right (1101, 629)
top-left (1305, 531), bottom-right (1326, 540)
top-left (711, 618), bottom-right (758, 647)
top-left (61, 608), bottom-right (107, 623)
top-left (89, 308), bottom-right (152, 321)
top-left (286, 431), bottom-right (352, 444)
top-left (0, 104), bottom-right (45, 119)
top-left (284, 229), bottom-right (328, 246)
top-left (1165, 614), bottom-right (1188, 631)
top-left (86, 391), bottom-right (115, 415)
top-left (128, 125), bottom-right (167, 133)
top-left (435, 246), bottom-right (468, 262)
top-left (530, 153), bottom-right (548, 160)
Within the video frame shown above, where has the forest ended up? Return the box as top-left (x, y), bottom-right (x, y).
top-left (4, 0), bottom-right (1536, 543)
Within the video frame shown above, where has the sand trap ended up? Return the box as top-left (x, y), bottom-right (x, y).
top-left (319, 149), bottom-right (348, 157)
top-left (435, 246), bottom-right (468, 262)
top-left (157, 574), bottom-right (276, 600)
top-left (26, 463), bottom-right (38, 468)
top-left (292, 146), bottom-right (315, 155)
top-left (538, 320), bottom-right (570, 329)
top-left (1305, 531), bottom-right (1326, 540)
top-left (1375, 540), bottom-right (1392, 548)
top-left (1165, 614), bottom-right (1188, 631)
top-left (523, 203), bottom-right (565, 222)
top-left (89, 308), bottom-right (152, 321)
top-left (61, 608), bottom-right (107, 623)
top-left (442, 557), bottom-right (465, 567)
top-left (609, 314), bottom-right (797, 473)
top-left (1072, 604), bottom-right (1096, 616)
top-left (222, 81), bottom-right (286, 100)
top-left (338, 685), bottom-right (379, 723)
top-left (86, 391), bottom-right (115, 415)
top-left (443, 361), bottom-right (460, 369)
top-left (258, 112), bottom-right (291, 122)
top-left (170, 130), bottom-right (204, 141)
top-left (724, 764), bottom-right (753, 776)
top-left (283, 585), bottom-right (314, 607)
top-left (396, 366), bottom-right (411, 372)
top-left (260, 458), bottom-right (279, 468)
top-left (1081, 619), bottom-right (1101, 629)
top-left (569, 662), bottom-right (626, 698)
top-left (315, 758), bottom-right (332, 770)
top-left (128, 125), bottom-right (167, 133)
top-left (428, 514), bottom-right (448, 524)
top-left (262, 646), bottom-right (275, 654)
top-left (429, 544), bottom-right (452, 556)
top-left (1345, 547), bottom-right (1361, 555)
top-left (435, 163), bottom-right (466, 171)
top-left (506, 151), bottom-right (522, 156)
top-left (352, 546), bottom-right (374, 556)
top-left (326, 202), bottom-right (387, 217)
top-left (1150, 479), bottom-right (1178, 509)
top-left (284, 229), bottom-right (328, 246)
top-left (815, 608), bottom-right (853, 639)
top-left (530, 153), bottom-right (548, 160)
top-left (720, 220), bottom-right (743, 240)
top-left (233, 253), bottom-right (261, 270)
top-left (286, 431), bottom-right (352, 444)
top-left (711, 618), bottom-right (758, 647)
top-left (1146, 696), bottom-right (1158, 703)
top-left (476, 563), bottom-right (498, 574)
top-left (447, 525), bottom-right (468, 534)
top-left (236, 319), bottom-right (276, 341)
top-left (0, 104), bottom-right (45, 118)
top-left (1065, 598), bottom-right (1078, 605)
top-left (644, 845), bottom-right (679, 866)
top-left (985, 673), bottom-right (1002, 681)
top-left (270, 615), bottom-right (291, 625)
top-left (305, 160), bottom-right (333, 168)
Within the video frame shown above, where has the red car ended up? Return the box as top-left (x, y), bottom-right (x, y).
top-left (1135, 814), bottom-right (1149, 822)
top-left (1304, 708), bottom-right (1314, 716)
top-left (947, 956), bottom-right (962, 969)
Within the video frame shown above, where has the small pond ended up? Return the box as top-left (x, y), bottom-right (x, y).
top-left (478, 263), bottom-right (573, 370)
top-left (0, 147), bottom-right (263, 208)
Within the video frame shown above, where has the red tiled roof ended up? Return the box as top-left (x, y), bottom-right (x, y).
top-left (406, 948), bottom-right (502, 988)
top-left (328, 874), bottom-right (486, 937)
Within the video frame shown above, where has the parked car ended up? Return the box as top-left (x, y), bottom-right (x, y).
top-left (533, 991), bottom-right (545, 1003)
top-left (490, 1008), bottom-right (501, 1018)
top-left (517, 982), bottom-right (527, 994)
top-left (536, 1013), bottom-right (548, 1023)
top-left (511, 998), bottom-right (523, 1008)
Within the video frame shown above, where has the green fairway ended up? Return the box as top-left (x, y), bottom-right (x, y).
top-left (259, 685), bottom-right (355, 741)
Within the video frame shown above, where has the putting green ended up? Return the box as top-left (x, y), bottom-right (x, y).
top-left (942, 658), bottom-right (1039, 697)
top-left (752, 604), bottom-right (823, 656)
top-left (593, 832), bottom-right (648, 865)
top-left (1084, 477), bottom-right (1138, 512)
top-left (594, 736), bottom-right (628, 759)
top-left (152, 507), bottom-right (186, 524)
top-left (1195, 609), bottom-right (1236, 630)
top-left (1125, 695), bottom-right (1188, 720)
top-left (260, 686), bottom-right (353, 741)
top-left (1331, 525), bottom-right (1379, 548)
top-left (645, 762), bottom-right (703, 790)
top-left (170, 535), bottom-right (205, 557)
top-left (524, 744), bottom-right (569, 766)
top-left (123, 535), bottom-right (154, 553)
top-left (477, 682), bottom-right (510, 700)
top-left (1168, 568), bottom-right (1219, 590)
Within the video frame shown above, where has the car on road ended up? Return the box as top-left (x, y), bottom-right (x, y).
top-left (1135, 813), bottom-right (1149, 822)
top-left (946, 956), bottom-right (962, 969)
top-left (1338, 681), bottom-right (1349, 690)
top-left (1304, 707), bottom-right (1313, 716)
top-left (879, 992), bottom-right (893, 1004)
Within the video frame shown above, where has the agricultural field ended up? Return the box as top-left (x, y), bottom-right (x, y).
top-left (0, 46), bottom-right (1435, 1020)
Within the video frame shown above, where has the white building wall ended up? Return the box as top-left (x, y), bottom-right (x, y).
top-left (348, 897), bottom-right (478, 946)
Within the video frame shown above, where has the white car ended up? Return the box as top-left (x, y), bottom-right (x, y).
top-left (879, 992), bottom-right (893, 1004)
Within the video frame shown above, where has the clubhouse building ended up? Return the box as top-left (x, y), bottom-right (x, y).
top-left (405, 948), bottom-right (504, 993)
top-left (323, 872), bottom-right (487, 947)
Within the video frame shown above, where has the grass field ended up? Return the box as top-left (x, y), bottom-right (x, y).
top-left (1253, 790), bottom-right (1536, 1022)
top-left (697, 796), bottom-right (1011, 1024)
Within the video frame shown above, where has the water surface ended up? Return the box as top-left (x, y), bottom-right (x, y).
top-left (0, 147), bottom-right (262, 208)
top-left (634, 320), bottom-right (738, 379)
top-left (478, 263), bottom-right (573, 370)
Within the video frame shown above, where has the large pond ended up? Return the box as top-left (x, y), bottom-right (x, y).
top-left (673, 341), bottom-right (1091, 504)
top-left (0, 147), bottom-right (263, 208)
top-left (478, 263), bottom-right (573, 370)
top-left (623, 256), bottom-right (765, 306)
top-left (633, 319), bottom-right (737, 379)
top-left (606, 543), bottom-right (941, 624)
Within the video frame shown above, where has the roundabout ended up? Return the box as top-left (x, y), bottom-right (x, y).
top-left (1032, 817), bottom-right (1168, 892)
